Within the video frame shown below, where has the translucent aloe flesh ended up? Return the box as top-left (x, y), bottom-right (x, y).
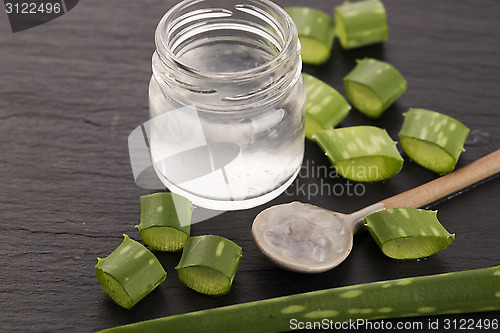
top-left (95, 235), bottom-right (167, 309)
top-left (302, 73), bottom-right (351, 140)
top-left (136, 192), bottom-right (194, 251)
top-left (335, 0), bottom-right (388, 50)
top-left (176, 235), bottom-right (242, 296)
top-left (98, 265), bottom-right (500, 333)
top-left (285, 7), bottom-right (335, 65)
top-left (399, 108), bottom-right (470, 175)
top-left (313, 126), bottom-right (403, 182)
top-left (343, 58), bottom-right (407, 118)
top-left (364, 208), bottom-right (455, 259)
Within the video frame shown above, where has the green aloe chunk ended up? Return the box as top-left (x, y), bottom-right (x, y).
top-left (302, 73), bottom-right (351, 140)
top-left (176, 235), bottom-right (242, 296)
top-left (98, 265), bottom-right (500, 333)
top-left (398, 108), bottom-right (470, 175)
top-left (95, 235), bottom-right (167, 310)
top-left (343, 58), bottom-right (407, 118)
top-left (313, 126), bottom-right (404, 182)
top-left (364, 208), bottom-right (455, 259)
top-left (136, 192), bottom-right (194, 251)
top-left (335, 0), bottom-right (388, 49)
top-left (285, 7), bottom-right (335, 65)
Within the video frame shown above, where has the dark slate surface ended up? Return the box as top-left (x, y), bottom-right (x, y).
top-left (0, 0), bottom-right (499, 332)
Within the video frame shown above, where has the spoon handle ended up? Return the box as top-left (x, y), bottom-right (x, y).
top-left (381, 149), bottom-right (500, 209)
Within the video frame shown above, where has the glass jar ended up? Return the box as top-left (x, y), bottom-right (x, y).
top-left (149, 0), bottom-right (304, 210)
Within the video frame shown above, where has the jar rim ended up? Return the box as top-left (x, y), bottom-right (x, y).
top-left (154, 0), bottom-right (298, 80)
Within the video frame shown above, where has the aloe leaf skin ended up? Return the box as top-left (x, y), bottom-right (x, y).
top-left (95, 235), bottom-right (167, 310)
top-left (335, 0), bottom-right (388, 50)
top-left (176, 235), bottom-right (242, 296)
top-left (398, 108), bottom-right (470, 175)
top-left (137, 192), bottom-right (194, 251)
top-left (343, 58), bottom-right (407, 118)
top-left (364, 208), bottom-right (455, 259)
top-left (285, 7), bottom-right (335, 65)
top-left (98, 265), bottom-right (500, 333)
top-left (313, 126), bottom-right (403, 182)
top-left (303, 73), bottom-right (351, 140)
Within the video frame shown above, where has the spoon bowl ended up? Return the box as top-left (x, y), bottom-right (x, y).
top-left (252, 150), bottom-right (500, 273)
top-left (252, 202), bottom-right (383, 273)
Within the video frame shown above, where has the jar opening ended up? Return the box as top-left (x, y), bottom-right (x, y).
top-left (155, 0), bottom-right (299, 80)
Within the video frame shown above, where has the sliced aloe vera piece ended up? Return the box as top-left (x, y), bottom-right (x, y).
top-left (313, 126), bottom-right (403, 182)
top-left (365, 208), bottom-right (455, 259)
top-left (95, 235), bottom-right (167, 309)
top-left (137, 192), bottom-right (194, 251)
top-left (176, 235), bottom-right (242, 296)
top-left (343, 58), bottom-right (407, 118)
top-left (399, 108), bottom-right (470, 175)
top-left (335, 0), bottom-right (388, 49)
top-left (302, 73), bottom-right (351, 140)
top-left (285, 7), bottom-right (335, 65)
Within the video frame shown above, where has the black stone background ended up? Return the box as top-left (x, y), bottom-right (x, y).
top-left (0, 0), bottom-right (499, 332)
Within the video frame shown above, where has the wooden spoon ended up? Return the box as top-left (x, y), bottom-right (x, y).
top-left (252, 149), bottom-right (500, 273)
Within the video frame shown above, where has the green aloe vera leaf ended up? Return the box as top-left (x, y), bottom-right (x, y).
top-left (313, 126), bottom-right (404, 182)
top-left (176, 235), bottom-right (242, 296)
top-left (136, 192), bottom-right (194, 251)
top-left (343, 58), bottom-right (407, 118)
top-left (364, 208), bottom-right (455, 259)
top-left (95, 235), bottom-right (167, 310)
top-left (302, 73), bottom-right (351, 140)
top-left (398, 108), bottom-right (470, 175)
top-left (98, 265), bottom-right (500, 333)
top-left (335, 0), bottom-right (388, 50)
top-left (285, 7), bottom-right (335, 65)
